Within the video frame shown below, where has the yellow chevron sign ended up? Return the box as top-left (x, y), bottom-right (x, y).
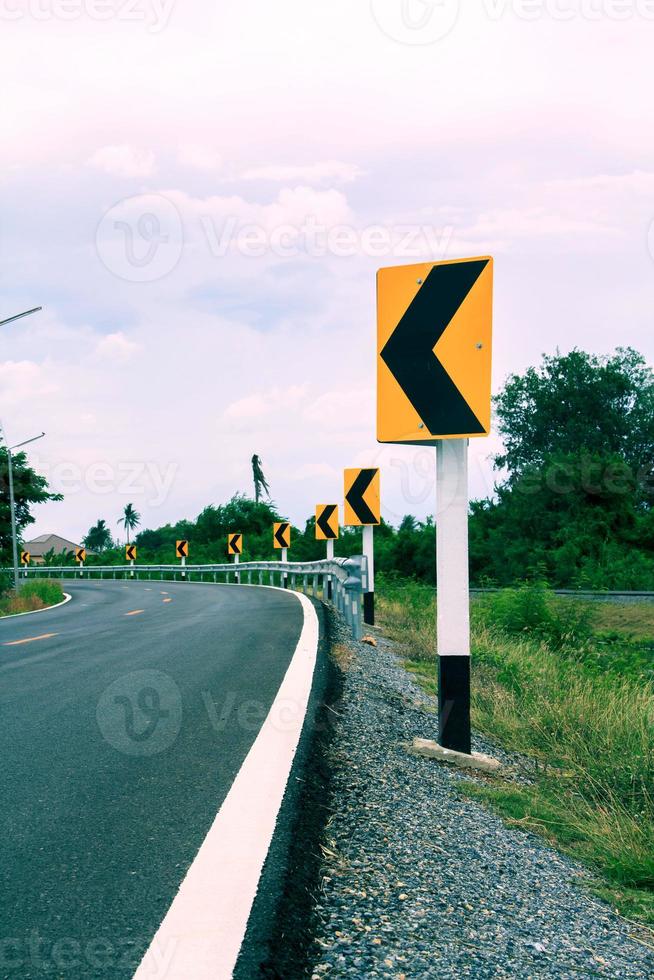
top-left (273, 522), bottom-right (291, 549)
top-left (315, 504), bottom-right (339, 540)
top-left (20, 551), bottom-right (30, 565)
top-left (344, 468), bottom-right (380, 526)
top-left (75, 547), bottom-right (86, 563)
top-left (125, 544), bottom-right (137, 561)
top-left (377, 257), bottom-right (493, 443)
top-left (176, 540), bottom-right (189, 559)
top-left (227, 533), bottom-right (243, 555)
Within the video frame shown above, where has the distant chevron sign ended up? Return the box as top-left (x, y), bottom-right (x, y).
top-left (125, 545), bottom-right (137, 561)
top-left (344, 468), bottom-right (380, 527)
top-left (315, 504), bottom-right (339, 540)
top-left (273, 522), bottom-right (290, 549)
top-left (227, 533), bottom-right (243, 555)
top-left (377, 257), bottom-right (493, 444)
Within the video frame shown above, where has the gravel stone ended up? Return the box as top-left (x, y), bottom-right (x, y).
top-left (309, 619), bottom-right (654, 978)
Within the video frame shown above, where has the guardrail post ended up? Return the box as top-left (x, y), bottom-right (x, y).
top-left (312, 572), bottom-right (318, 596)
top-left (259, 570), bottom-right (263, 585)
top-left (343, 557), bottom-right (364, 641)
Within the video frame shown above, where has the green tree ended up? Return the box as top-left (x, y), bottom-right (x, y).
top-left (494, 347), bottom-right (654, 497)
top-left (117, 502), bottom-right (141, 543)
top-left (84, 519), bottom-right (113, 552)
top-left (0, 444), bottom-right (62, 564)
top-left (469, 347), bottom-right (654, 588)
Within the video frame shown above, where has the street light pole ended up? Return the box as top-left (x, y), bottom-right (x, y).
top-left (1, 429), bottom-right (46, 591)
top-left (0, 307), bottom-right (42, 328)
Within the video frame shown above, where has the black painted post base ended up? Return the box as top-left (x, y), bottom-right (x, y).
top-left (363, 591), bottom-right (375, 626)
top-left (438, 655), bottom-right (471, 755)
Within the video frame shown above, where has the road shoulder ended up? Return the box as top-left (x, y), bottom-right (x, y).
top-left (307, 622), bottom-right (654, 979)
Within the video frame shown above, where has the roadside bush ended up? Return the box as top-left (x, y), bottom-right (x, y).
top-left (475, 582), bottom-right (593, 651)
top-left (18, 579), bottom-right (64, 607)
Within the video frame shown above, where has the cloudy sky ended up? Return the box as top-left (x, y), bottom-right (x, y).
top-left (2, 1), bottom-right (654, 542)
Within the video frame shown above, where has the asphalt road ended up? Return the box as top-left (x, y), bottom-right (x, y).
top-left (0, 580), bottom-right (305, 978)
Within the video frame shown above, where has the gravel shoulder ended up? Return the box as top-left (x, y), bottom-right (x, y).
top-left (309, 621), bottom-right (654, 979)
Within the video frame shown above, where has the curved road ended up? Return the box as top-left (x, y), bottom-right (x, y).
top-left (0, 580), bottom-right (306, 978)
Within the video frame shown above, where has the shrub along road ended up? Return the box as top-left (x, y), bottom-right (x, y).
top-left (0, 579), bottom-right (306, 977)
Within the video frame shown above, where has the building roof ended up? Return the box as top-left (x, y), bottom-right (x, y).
top-left (23, 533), bottom-right (84, 557)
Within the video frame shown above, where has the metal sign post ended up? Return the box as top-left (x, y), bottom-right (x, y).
top-left (344, 468), bottom-right (380, 626)
top-left (376, 256), bottom-right (494, 757)
top-left (273, 523), bottom-right (290, 588)
top-left (362, 525), bottom-right (375, 625)
top-left (326, 537), bottom-right (334, 599)
top-left (316, 504), bottom-right (339, 600)
top-left (436, 438), bottom-right (471, 753)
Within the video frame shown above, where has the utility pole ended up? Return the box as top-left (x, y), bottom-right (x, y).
top-left (1, 426), bottom-right (46, 591)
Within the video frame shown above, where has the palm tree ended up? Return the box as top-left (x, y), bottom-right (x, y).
top-left (251, 455), bottom-right (271, 503)
top-left (117, 502), bottom-right (141, 544)
top-left (84, 519), bottom-right (113, 552)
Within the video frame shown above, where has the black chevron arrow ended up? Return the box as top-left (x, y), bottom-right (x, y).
top-left (380, 259), bottom-right (488, 436)
top-left (275, 523), bottom-right (289, 547)
top-left (317, 505), bottom-right (337, 539)
top-left (346, 469), bottom-right (378, 524)
top-left (229, 534), bottom-right (242, 553)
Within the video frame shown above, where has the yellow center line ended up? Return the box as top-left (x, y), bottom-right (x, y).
top-left (125, 609), bottom-right (145, 617)
top-left (4, 632), bottom-right (58, 647)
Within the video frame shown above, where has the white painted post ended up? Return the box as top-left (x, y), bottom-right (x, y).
top-left (130, 559), bottom-right (135, 578)
top-left (79, 561), bottom-right (84, 578)
top-left (362, 524), bottom-right (375, 625)
top-left (436, 438), bottom-right (471, 754)
top-left (234, 552), bottom-right (240, 584)
top-left (281, 547), bottom-right (288, 588)
top-left (181, 556), bottom-right (186, 579)
top-left (326, 539), bottom-right (334, 600)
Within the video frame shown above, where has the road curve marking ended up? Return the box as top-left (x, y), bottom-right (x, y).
top-left (3, 632), bottom-right (58, 647)
top-left (124, 609), bottom-right (145, 617)
top-left (160, 591), bottom-right (169, 595)
top-left (134, 589), bottom-right (319, 980)
top-left (162, 598), bottom-right (173, 604)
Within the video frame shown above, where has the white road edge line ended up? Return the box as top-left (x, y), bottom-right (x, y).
top-left (133, 588), bottom-right (319, 980)
top-left (0, 592), bottom-right (72, 621)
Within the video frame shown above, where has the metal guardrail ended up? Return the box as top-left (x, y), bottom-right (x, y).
top-left (13, 558), bottom-right (368, 640)
top-left (470, 588), bottom-right (654, 601)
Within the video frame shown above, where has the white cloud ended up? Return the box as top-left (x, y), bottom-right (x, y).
top-left (240, 161), bottom-right (365, 184)
top-left (88, 145), bottom-right (156, 179)
top-left (177, 144), bottom-right (223, 172)
top-left (94, 332), bottom-right (141, 362)
top-left (224, 385), bottom-right (310, 422)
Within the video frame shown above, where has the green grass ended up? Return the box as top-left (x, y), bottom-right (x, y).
top-left (0, 579), bottom-right (64, 617)
top-left (377, 576), bottom-right (654, 926)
